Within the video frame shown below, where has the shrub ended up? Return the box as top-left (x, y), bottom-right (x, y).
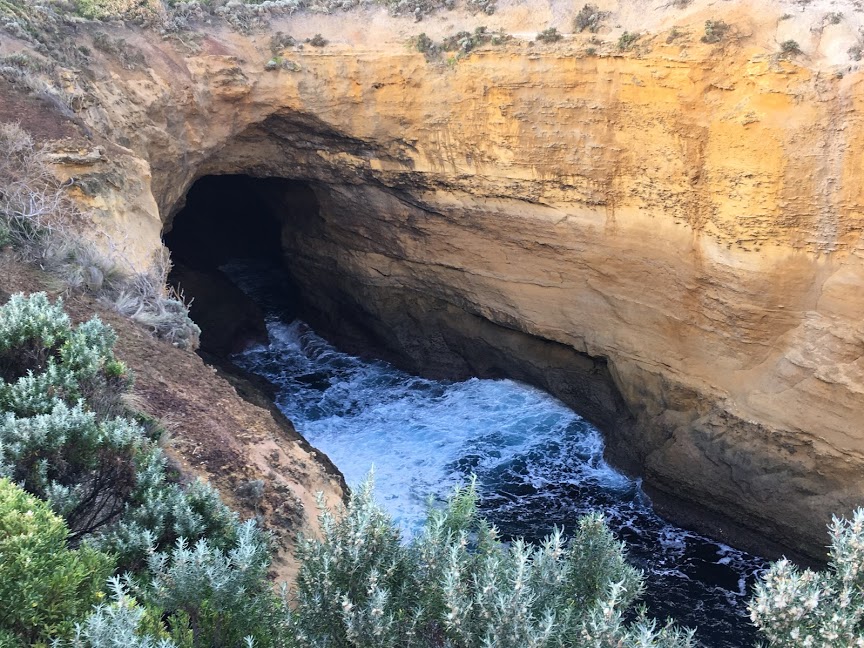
top-left (0, 293), bottom-right (227, 568)
top-left (0, 292), bottom-right (128, 418)
top-left (666, 27), bottom-right (683, 44)
top-left (77, 523), bottom-right (284, 648)
top-left (0, 478), bottom-right (114, 645)
top-left (440, 27), bottom-right (501, 55)
top-left (574, 4), bottom-right (606, 33)
top-left (264, 57), bottom-right (301, 72)
top-left (71, 578), bottom-right (180, 648)
top-left (780, 39), bottom-right (802, 56)
top-left (270, 31), bottom-right (296, 55)
top-left (0, 294), bottom-right (142, 541)
top-left (308, 34), bottom-right (327, 47)
top-left (0, 294), bottom-right (269, 648)
top-left (701, 19), bottom-right (730, 44)
top-left (466, 0), bottom-right (495, 16)
top-left (0, 123), bottom-right (84, 257)
top-left (0, 124), bottom-right (199, 349)
top-left (441, 31), bottom-right (471, 52)
top-left (617, 31), bottom-right (640, 50)
top-left (131, 521), bottom-right (286, 648)
top-left (751, 508), bottom-right (864, 646)
top-left (415, 32), bottom-right (436, 54)
top-left (291, 476), bottom-right (695, 647)
top-left (536, 27), bottom-right (563, 44)
top-left (1, 403), bottom-right (145, 539)
top-left (73, 0), bottom-right (162, 23)
top-left (420, 28), bottom-right (508, 60)
top-left (112, 253), bottom-right (200, 350)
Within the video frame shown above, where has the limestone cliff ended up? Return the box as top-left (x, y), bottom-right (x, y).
top-left (2, 0), bottom-right (864, 560)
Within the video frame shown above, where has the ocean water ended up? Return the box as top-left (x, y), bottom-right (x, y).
top-left (233, 314), bottom-right (768, 647)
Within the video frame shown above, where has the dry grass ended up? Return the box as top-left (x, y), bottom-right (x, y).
top-left (0, 122), bottom-right (200, 349)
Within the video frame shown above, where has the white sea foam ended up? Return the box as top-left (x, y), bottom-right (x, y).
top-left (242, 320), bottom-right (629, 531)
top-left (235, 316), bottom-right (767, 648)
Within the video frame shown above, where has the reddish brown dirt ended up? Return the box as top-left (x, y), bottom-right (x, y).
top-left (0, 79), bottom-right (81, 141)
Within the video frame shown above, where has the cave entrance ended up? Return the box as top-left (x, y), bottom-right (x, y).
top-left (163, 174), bottom-right (319, 356)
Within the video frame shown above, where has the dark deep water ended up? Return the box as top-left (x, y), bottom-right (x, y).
top-left (225, 261), bottom-right (767, 648)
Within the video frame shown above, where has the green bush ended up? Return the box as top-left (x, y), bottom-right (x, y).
top-left (73, 0), bottom-right (161, 23)
top-left (536, 27), bottom-right (563, 44)
top-left (430, 27), bottom-right (508, 59)
top-left (270, 32), bottom-right (296, 55)
top-left (466, 0), bottom-right (495, 15)
top-left (415, 32), bottom-right (436, 55)
top-left (751, 508), bottom-right (864, 646)
top-left (135, 521), bottom-right (287, 648)
top-left (617, 31), bottom-right (640, 50)
top-left (574, 4), bottom-right (605, 33)
top-left (0, 292), bottom-right (128, 417)
top-left (0, 292), bottom-right (232, 568)
top-left (0, 292), bottom-right (272, 647)
top-left (76, 522), bottom-right (283, 648)
top-left (0, 292), bottom-right (141, 539)
top-left (780, 40), bottom-right (801, 57)
top-left (701, 19), bottom-right (730, 44)
top-left (72, 579), bottom-right (180, 648)
top-left (0, 478), bottom-right (114, 645)
top-left (292, 476), bottom-right (694, 647)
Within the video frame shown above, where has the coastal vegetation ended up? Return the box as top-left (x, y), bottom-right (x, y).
top-left (0, 292), bottom-right (861, 646)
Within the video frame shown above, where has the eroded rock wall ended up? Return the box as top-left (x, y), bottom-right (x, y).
top-left (188, 43), bottom-right (864, 558)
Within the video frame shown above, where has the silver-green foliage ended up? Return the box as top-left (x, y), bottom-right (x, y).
top-left (293, 476), bottom-right (695, 648)
top-left (140, 520), bottom-right (287, 648)
top-left (0, 292), bottom-right (115, 417)
top-left (750, 508), bottom-right (864, 647)
top-left (72, 577), bottom-right (178, 648)
top-left (0, 292), bottom-right (235, 567)
top-left (0, 292), bottom-right (271, 647)
top-left (75, 522), bottom-right (285, 648)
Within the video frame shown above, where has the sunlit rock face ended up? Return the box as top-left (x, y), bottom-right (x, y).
top-left (18, 0), bottom-right (864, 560)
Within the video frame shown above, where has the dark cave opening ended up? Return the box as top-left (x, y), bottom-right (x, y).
top-left (163, 174), bottom-right (319, 356)
top-left (165, 175), bottom-right (286, 270)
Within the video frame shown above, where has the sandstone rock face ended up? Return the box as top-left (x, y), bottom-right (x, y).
top-left (7, 0), bottom-right (864, 560)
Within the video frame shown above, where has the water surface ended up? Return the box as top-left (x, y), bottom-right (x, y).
top-left (233, 318), bottom-right (766, 648)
